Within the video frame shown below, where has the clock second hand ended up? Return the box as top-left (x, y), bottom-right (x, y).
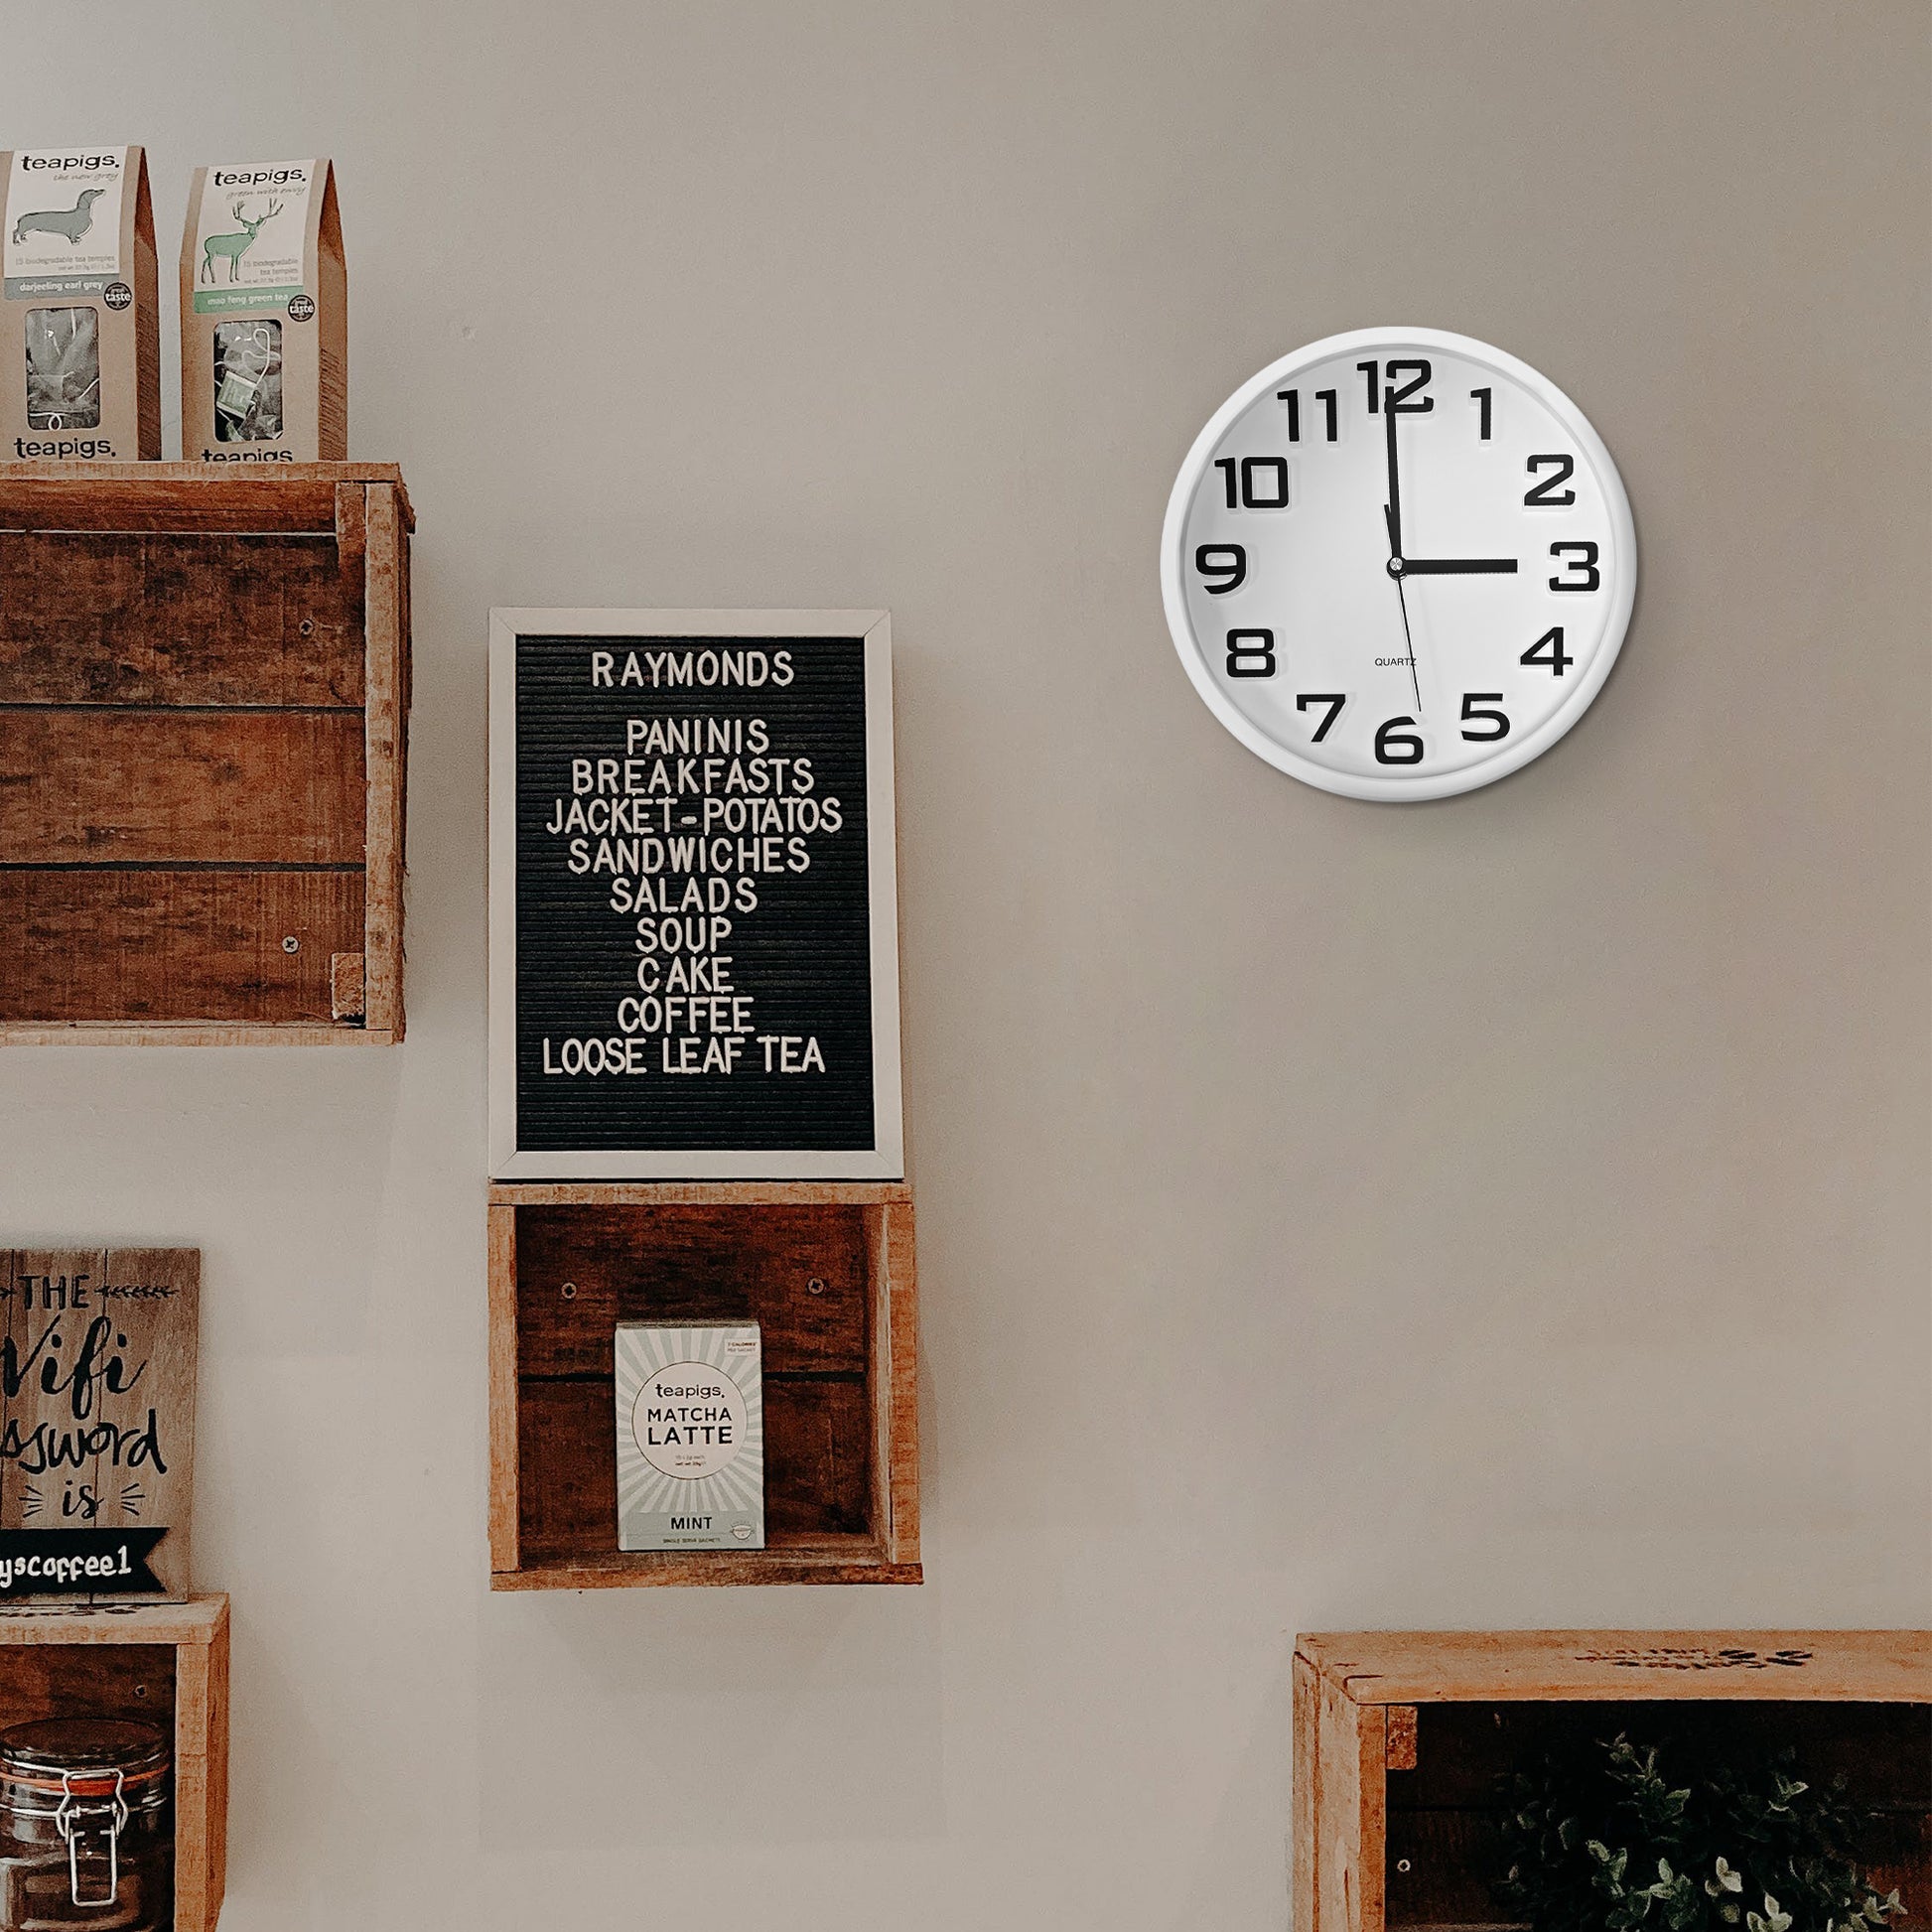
top-left (1394, 563), bottom-right (1422, 710)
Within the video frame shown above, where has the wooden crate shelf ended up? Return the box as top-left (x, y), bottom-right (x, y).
top-left (0, 1594), bottom-right (228, 1931)
top-left (1295, 1629), bottom-right (1932, 1932)
top-left (0, 463), bottom-right (412, 1044)
top-left (488, 1181), bottom-right (920, 1588)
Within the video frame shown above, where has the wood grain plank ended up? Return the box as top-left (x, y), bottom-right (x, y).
top-left (1297, 1632), bottom-right (1932, 1705)
top-left (174, 1637), bottom-right (211, 1930)
top-left (0, 531), bottom-right (361, 706)
top-left (516, 1373), bottom-right (872, 1561)
top-left (333, 481), bottom-right (366, 638)
top-left (0, 1020), bottom-right (390, 1046)
top-left (1294, 1650), bottom-right (1321, 1932)
top-left (1317, 1674), bottom-right (1388, 1932)
top-left (490, 1536), bottom-right (919, 1590)
top-left (0, 462), bottom-right (414, 531)
top-left (104, 1247), bottom-right (196, 1601)
top-left (201, 1599), bottom-right (228, 1932)
top-left (876, 1198), bottom-right (920, 1567)
top-left (0, 868), bottom-right (364, 1023)
top-left (361, 482), bottom-right (406, 1038)
top-left (0, 1641), bottom-right (174, 1725)
top-left (0, 709), bottom-right (364, 863)
top-left (330, 951), bottom-right (365, 1020)
top-left (1391, 1700), bottom-right (1932, 1810)
top-left (487, 1205), bottom-right (519, 1575)
top-left (0, 1596), bottom-right (224, 1643)
top-left (513, 1204), bottom-right (868, 1377)
top-left (169, 1599), bottom-right (228, 1932)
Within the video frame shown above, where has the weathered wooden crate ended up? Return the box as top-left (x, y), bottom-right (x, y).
top-left (0, 1595), bottom-right (228, 1931)
top-left (0, 463), bottom-right (411, 1043)
top-left (1295, 1630), bottom-right (1931, 1932)
top-left (488, 1182), bottom-right (920, 1587)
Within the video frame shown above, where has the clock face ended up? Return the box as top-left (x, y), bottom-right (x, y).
top-left (1161, 327), bottom-right (1636, 800)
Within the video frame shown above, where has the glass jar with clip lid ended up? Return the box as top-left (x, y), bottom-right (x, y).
top-left (0, 1719), bottom-right (171, 1930)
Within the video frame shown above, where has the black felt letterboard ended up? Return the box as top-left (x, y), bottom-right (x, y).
top-left (511, 633), bottom-right (881, 1159)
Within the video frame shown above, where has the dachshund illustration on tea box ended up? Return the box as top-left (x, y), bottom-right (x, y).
top-left (201, 197), bottom-right (284, 284)
top-left (11, 186), bottom-right (106, 246)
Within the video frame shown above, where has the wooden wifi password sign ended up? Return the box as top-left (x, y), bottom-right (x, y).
top-left (0, 1249), bottom-right (198, 1601)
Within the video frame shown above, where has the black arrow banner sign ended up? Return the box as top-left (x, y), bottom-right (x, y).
top-left (0, 1528), bottom-right (167, 1599)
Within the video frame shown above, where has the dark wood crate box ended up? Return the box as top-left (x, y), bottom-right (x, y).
top-left (1295, 1630), bottom-right (1932, 1932)
top-left (0, 464), bottom-right (412, 1044)
top-left (488, 1182), bottom-right (920, 1588)
top-left (0, 1595), bottom-right (228, 1932)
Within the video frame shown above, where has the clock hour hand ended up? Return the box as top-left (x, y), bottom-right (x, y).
top-left (1399, 557), bottom-right (1519, 576)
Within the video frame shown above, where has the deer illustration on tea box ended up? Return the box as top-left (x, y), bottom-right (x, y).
top-left (10, 185), bottom-right (106, 246)
top-left (201, 197), bottom-right (283, 283)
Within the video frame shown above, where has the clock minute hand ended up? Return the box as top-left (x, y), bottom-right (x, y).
top-left (1383, 403), bottom-right (1403, 562)
top-left (1400, 557), bottom-right (1519, 576)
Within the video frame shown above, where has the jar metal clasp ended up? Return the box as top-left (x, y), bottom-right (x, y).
top-left (54, 1767), bottom-right (127, 1908)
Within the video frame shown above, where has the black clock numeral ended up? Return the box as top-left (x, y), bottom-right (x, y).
top-left (1384, 358), bottom-right (1434, 413)
top-left (1521, 625), bottom-right (1573, 675)
top-left (1374, 716), bottom-right (1425, 764)
top-left (1524, 454), bottom-right (1577, 506)
top-left (1471, 387), bottom-right (1492, 440)
top-left (1459, 693), bottom-right (1510, 742)
top-left (1296, 693), bottom-right (1344, 743)
top-left (1195, 544), bottom-right (1246, 595)
top-left (1225, 628), bottom-right (1276, 678)
top-left (1357, 358), bottom-right (1435, 415)
top-left (1213, 455), bottom-right (1290, 509)
top-left (1549, 541), bottom-right (1600, 592)
top-left (1273, 388), bottom-right (1342, 445)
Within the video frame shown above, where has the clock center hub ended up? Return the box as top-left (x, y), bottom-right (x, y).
top-left (1386, 555), bottom-right (1405, 579)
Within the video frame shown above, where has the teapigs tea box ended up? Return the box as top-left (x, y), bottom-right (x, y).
top-left (181, 158), bottom-right (345, 461)
top-left (0, 145), bottom-right (159, 461)
top-left (615, 1324), bottom-right (764, 1552)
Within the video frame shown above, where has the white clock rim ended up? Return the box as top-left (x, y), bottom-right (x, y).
top-left (1161, 325), bottom-right (1637, 802)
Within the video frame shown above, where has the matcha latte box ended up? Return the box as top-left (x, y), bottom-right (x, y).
top-left (616, 1323), bottom-right (764, 1552)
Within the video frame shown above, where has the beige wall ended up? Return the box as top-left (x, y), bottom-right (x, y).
top-left (1, 4), bottom-right (1926, 1925)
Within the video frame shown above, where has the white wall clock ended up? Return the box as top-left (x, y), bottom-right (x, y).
top-left (1161, 327), bottom-right (1636, 800)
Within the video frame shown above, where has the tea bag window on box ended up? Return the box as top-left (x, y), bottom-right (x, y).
top-left (24, 308), bottom-right (99, 430)
top-left (212, 318), bottom-right (281, 441)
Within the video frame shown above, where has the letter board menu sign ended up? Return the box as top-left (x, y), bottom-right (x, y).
top-left (489, 610), bottom-right (902, 1178)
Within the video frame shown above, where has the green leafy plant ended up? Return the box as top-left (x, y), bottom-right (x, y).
top-left (1496, 1732), bottom-right (1907, 1932)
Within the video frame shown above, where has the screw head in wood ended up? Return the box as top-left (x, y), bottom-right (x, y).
top-left (282, 936), bottom-right (299, 954)
top-left (560, 1282), bottom-right (577, 1300)
top-left (807, 1278), bottom-right (825, 1295)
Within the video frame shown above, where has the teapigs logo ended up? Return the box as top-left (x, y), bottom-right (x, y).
top-left (632, 1362), bottom-right (747, 1479)
top-left (14, 437), bottom-right (114, 460)
top-left (212, 167), bottom-right (308, 189)
top-left (22, 153), bottom-right (120, 173)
